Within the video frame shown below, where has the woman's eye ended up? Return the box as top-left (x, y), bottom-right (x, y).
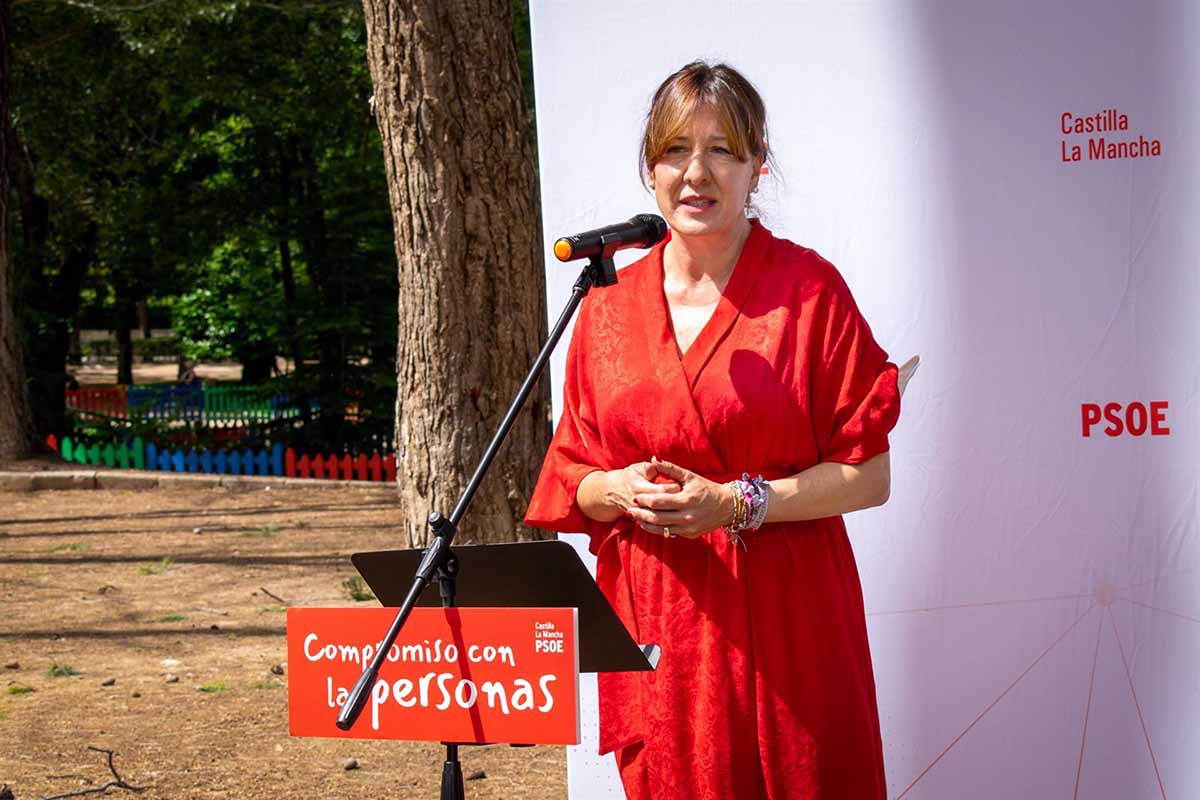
top-left (712, 146), bottom-right (732, 155)
top-left (666, 145), bottom-right (688, 154)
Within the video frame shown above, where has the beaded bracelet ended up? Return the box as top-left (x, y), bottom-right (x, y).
top-left (726, 473), bottom-right (769, 546)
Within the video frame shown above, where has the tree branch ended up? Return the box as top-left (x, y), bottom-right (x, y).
top-left (40, 747), bottom-right (144, 800)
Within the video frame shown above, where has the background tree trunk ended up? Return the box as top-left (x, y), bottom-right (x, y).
top-left (362, 0), bottom-right (550, 546)
top-left (0, 0), bottom-right (35, 460)
top-left (115, 295), bottom-right (134, 385)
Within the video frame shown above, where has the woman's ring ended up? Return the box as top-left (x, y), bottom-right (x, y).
top-left (663, 526), bottom-right (672, 538)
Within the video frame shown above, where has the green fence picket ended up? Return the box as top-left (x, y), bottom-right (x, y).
top-left (132, 436), bottom-right (145, 470)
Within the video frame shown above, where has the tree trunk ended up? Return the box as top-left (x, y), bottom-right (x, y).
top-left (276, 138), bottom-right (302, 374)
top-left (25, 233), bottom-right (91, 436)
top-left (0, 0), bottom-right (34, 459)
top-left (136, 300), bottom-right (151, 341)
top-left (239, 347), bottom-right (274, 384)
top-left (362, 0), bottom-right (550, 545)
top-left (296, 139), bottom-right (346, 449)
top-left (115, 297), bottom-right (134, 385)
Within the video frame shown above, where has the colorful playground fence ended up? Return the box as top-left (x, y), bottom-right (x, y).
top-left (65, 383), bottom-right (315, 426)
top-left (49, 434), bottom-right (396, 483)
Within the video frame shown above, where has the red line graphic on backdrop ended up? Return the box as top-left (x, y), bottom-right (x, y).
top-left (1108, 608), bottom-right (1167, 800)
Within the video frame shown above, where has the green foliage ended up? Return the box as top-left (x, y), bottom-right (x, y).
top-left (198, 681), bottom-right (229, 693)
top-left (46, 663), bottom-right (80, 678)
top-left (11, 1), bottom-right (400, 451)
top-left (243, 524), bottom-right (280, 539)
top-left (254, 680), bottom-right (283, 690)
top-left (158, 614), bottom-right (188, 623)
top-left (6, 685), bottom-right (35, 695)
top-left (172, 239), bottom-right (287, 364)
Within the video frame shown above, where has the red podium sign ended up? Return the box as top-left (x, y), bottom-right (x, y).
top-left (286, 607), bottom-right (579, 745)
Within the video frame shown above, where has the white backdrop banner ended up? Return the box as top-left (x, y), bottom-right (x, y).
top-left (530, 2), bottom-right (1199, 797)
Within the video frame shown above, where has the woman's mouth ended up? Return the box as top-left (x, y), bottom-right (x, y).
top-left (681, 197), bottom-right (716, 211)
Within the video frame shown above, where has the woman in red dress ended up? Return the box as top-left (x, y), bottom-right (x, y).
top-left (525, 61), bottom-right (900, 799)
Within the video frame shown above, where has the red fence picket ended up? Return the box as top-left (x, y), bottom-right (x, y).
top-left (66, 386), bottom-right (128, 419)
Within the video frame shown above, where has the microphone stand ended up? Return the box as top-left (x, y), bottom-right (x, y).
top-left (335, 242), bottom-right (622, 800)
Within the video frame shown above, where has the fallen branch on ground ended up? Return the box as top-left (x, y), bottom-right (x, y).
top-left (259, 586), bottom-right (287, 604)
top-left (41, 747), bottom-right (144, 800)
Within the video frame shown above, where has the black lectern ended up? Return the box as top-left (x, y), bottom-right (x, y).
top-left (352, 541), bottom-right (660, 674)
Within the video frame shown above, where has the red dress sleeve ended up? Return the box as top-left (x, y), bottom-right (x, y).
top-left (810, 269), bottom-right (901, 465)
top-left (524, 299), bottom-right (612, 549)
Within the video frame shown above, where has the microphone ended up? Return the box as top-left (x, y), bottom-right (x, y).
top-left (553, 214), bottom-right (668, 262)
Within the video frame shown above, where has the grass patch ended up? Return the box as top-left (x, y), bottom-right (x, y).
top-left (138, 556), bottom-right (175, 575)
top-left (6, 685), bottom-right (34, 695)
top-left (342, 576), bottom-right (375, 602)
top-left (46, 663), bottom-right (80, 678)
top-left (198, 681), bottom-right (229, 693)
top-left (158, 614), bottom-right (188, 623)
top-left (258, 605), bottom-right (286, 614)
top-left (51, 543), bottom-right (90, 553)
top-left (242, 524), bottom-right (280, 539)
top-left (253, 680), bottom-right (283, 690)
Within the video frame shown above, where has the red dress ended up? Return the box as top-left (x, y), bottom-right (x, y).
top-left (525, 222), bottom-right (900, 799)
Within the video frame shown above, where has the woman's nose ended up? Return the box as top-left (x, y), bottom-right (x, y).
top-left (683, 152), bottom-right (710, 184)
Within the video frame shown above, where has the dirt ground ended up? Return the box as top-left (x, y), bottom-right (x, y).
top-left (0, 486), bottom-right (567, 799)
top-left (71, 361), bottom-right (244, 386)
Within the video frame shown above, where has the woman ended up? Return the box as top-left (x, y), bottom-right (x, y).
top-left (526, 61), bottom-right (899, 799)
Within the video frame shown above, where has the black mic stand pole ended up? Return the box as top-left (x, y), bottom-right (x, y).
top-left (335, 242), bottom-right (622, 800)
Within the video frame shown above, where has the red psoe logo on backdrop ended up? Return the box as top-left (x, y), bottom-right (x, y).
top-left (287, 607), bottom-right (579, 745)
top-left (1081, 401), bottom-right (1170, 438)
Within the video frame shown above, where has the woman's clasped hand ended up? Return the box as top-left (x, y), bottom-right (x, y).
top-left (624, 457), bottom-right (731, 539)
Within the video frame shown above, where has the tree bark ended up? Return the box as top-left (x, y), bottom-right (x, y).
top-left (0, 0), bottom-right (34, 460)
top-left (115, 296), bottom-right (134, 385)
top-left (25, 231), bottom-right (91, 436)
top-left (296, 138), bottom-right (346, 448)
top-left (136, 300), bottom-right (151, 341)
top-left (362, 0), bottom-right (550, 545)
top-left (275, 137), bottom-right (302, 374)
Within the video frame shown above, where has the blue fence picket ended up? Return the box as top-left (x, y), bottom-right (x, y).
top-left (215, 450), bottom-right (227, 474)
top-left (146, 442), bottom-right (158, 471)
top-left (185, 450), bottom-right (198, 473)
top-left (157, 450), bottom-right (171, 471)
top-left (229, 450), bottom-right (241, 475)
top-left (200, 450), bottom-right (213, 473)
top-left (270, 442), bottom-right (284, 476)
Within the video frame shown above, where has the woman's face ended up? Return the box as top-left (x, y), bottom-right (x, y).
top-left (650, 105), bottom-right (761, 245)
